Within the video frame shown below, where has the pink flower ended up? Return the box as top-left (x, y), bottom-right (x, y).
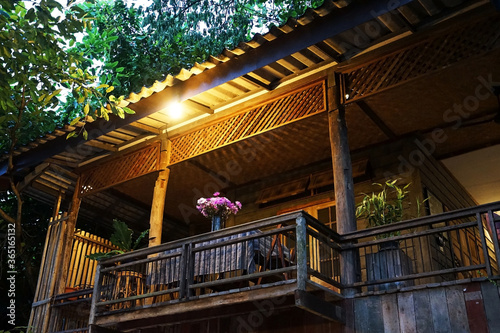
top-left (196, 193), bottom-right (242, 219)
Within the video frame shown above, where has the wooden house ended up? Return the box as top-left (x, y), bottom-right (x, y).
top-left (2, 0), bottom-right (500, 331)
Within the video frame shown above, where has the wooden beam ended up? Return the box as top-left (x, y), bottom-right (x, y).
top-left (295, 290), bottom-right (344, 323)
top-left (328, 72), bottom-right (357, 297)
top-left (183, 99), bottom-right (213, 114)
top-left (17, 162), bottom-right (50, 192)
top-left (242, 74), bottom-right (274, 91)
top-left (356, 100), bottom-right (397, 139)
top-left (89, 324), bottom-right (122, 333)
top-left (97, 283), bottom-right (297, 328)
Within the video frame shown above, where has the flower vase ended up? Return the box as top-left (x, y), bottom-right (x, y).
top-left (211, 215), bottom-right (224, 231)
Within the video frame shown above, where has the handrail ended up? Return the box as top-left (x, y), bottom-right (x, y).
top-left (99, 210), bottom-right (305, 265)
top-left (341, 201), bottom-right (500, 241)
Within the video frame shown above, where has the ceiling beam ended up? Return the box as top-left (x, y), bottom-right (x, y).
top-left (355, 100), bottom-right (397, 139)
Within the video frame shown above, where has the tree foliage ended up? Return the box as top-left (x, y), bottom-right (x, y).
top-left (75, 0), bottom-right (324, 96)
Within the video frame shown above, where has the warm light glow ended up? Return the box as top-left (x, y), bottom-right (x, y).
top-left (168, 102), bottom-right (183, 119)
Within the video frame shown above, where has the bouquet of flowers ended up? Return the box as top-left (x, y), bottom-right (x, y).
top-left (196, 192), bottom-right (242, 220)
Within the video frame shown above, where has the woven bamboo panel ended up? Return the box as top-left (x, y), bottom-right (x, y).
top-left (80, 142), bottom-right (160, 196)
top-left (344, 17), bottom-right (500, 101)
top-left (170, 80), bottom-right (326, 164)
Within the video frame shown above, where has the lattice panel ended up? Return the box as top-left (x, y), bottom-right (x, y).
top-left (344, 17), bottom-right (500, 101)
top-left (170, 80), bottom-right (326, 164)
top-left (80, 143), bottom-right (160, 196)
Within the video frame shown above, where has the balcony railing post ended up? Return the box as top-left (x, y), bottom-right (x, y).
top-left (477, 213), bottom-right (493, 276)
top-left (179, 243), bottom-right (189, 299)
top-left (88, 263), bottom-right (102, 331)
top-left (487, 210), bottom-right (500, 275)
top-left (296, 215), bottom-right (308, 291)
top-left (186, 243), bottom-right (195, 298)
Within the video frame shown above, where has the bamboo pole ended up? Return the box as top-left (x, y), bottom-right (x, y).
top-left (148, 139), bottom-right (172, 248)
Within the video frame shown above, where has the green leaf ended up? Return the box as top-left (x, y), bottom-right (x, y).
top-left (69, 117), bottom-right (81, 126)
top-left (83, 103), bottom-right (90, 115)
top-left (45, 89), bottom-right (62, 103)
top-left (117, 107), bottom-right (124, 119)
top-left (66, 131), bottom-right (77, 139)
top-left (83, 128), bottom-right (88, 140)
top-left (109, 219), bottom-right (132, 251)
top-left (132, 229), bottom-right (149, 250)
top-left (123, 107), bottom-right (135, 114)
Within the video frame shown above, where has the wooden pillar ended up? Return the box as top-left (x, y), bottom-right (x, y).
top-left (148, 139), bottom-right (171, 247)
top-left (52, 190), bottom-right (63, 220)
top-left (56, 176), bottom-right (82, 294)
top-left (328, 72), bottom-right (357, 297)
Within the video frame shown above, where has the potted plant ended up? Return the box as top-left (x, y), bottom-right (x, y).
top-left (355, 179), bottom-right (425, 291)
top-left (356, 179), bottom-right (411, 246)
top-left (196, 192), bottom-right (242, 231)
top-left (86, 219), bottom-right (149, 309)
top-left (86, 219), bottom-right (149, 261)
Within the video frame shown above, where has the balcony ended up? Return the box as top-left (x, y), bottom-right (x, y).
top-left (89, 211), bottom-right (344, 331)
top-left (50, 203), bottom-right (500, 332)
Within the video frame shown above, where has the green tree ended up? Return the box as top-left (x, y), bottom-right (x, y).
top-left (0, 0), bottom-right (131, 307)
top-left (75, 0), bottom-right (323, 96)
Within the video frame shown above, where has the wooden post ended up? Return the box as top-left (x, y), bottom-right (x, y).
top-left (52, 190), bottom-right (63, 220)
top-left (328, 72), bottom-right (358, 297)
top-left (296, 215), bottom-right (308, 291)
top-left (56, 176), bottom-right (82, 295)
top-left (148, 139), bottom-right (171, 247)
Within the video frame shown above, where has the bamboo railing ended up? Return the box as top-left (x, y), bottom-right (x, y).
top-left (66, 230), bottom-right (117, 290)
top-left (29, 222), bottom-right (116, 333)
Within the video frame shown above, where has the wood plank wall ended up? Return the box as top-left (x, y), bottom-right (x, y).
top-left (351, 281), bottom-right (500, 333)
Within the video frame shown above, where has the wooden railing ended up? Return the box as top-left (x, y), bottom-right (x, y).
top-left (84, 203), bottom-right (500, 324)
top-left (89, 212), bottom-right (342, 318)
top-left (342, 201), bottom-right (500, 293)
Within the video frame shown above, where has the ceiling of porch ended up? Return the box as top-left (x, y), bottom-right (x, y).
top-left (111, 44), bottom-right (500, 232)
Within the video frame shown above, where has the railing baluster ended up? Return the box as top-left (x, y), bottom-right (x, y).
top-left (179, 243), bottom-right (188, 299)
top-left (186, 243), bottom-right (194, 298)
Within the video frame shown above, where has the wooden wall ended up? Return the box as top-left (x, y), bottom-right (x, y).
top-left (350, 281), bottom-right (500, 333)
